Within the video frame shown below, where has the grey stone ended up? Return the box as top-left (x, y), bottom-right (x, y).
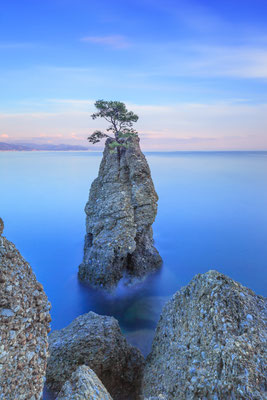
top-left (142, 270), bottom-right (267, 400)
top-left (55, 365), bottom-right (113, 400)
top-left (46, 311), bottom-right (144, 400)
top-left (0, 222), bottom-right (51, 400)
top-left (78, 136), bottom-right (162, 290)
top-left (0, 308), bottom-right (14, 317)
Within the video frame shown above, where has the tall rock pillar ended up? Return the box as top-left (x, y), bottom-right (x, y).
top-left (79, 137), bottom-right (162, 290)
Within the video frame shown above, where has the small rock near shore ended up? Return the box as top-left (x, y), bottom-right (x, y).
top-left (46, 311), bottom-right (144, 400)
top-left (55, 365), bottom-right (113, 400)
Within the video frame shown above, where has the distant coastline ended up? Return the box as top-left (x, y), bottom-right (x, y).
top-left (1, 142), bottom-right (266, 153)
top-left (0, 142), bottom-right (90, 151)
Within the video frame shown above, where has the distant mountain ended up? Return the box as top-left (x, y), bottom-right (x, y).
top-left (0, 142), bottom-right (90, 151)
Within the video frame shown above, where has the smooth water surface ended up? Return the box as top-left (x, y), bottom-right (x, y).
top-left (1, 151), bottom-right (267, 365)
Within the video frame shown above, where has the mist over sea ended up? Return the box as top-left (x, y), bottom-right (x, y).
top-left (1, 150), bottom-right (266, 338)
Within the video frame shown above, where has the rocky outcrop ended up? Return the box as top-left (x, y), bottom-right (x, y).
top-left (46, 311), bottom-right (144, 400)
top-left (142, 270), bottom-right (267, 400)
top-left (0, 219), bottom-right (51, 400)
top-left (56, 365), bottom-right (113, 400)
top-left (79, 137), bottom-right (162, 290)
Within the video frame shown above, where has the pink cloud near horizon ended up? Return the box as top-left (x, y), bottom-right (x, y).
top-left (1, 101), bottom-right (267, 150)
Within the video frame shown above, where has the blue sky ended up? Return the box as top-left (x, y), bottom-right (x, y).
top-left (0, 0), bottom-right (267, 150)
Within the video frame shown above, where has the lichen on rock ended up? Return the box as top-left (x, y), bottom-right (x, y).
top-left (46, 311), bottom-right (144, 400)
top-left (0, 219), bottom-right (51, 400)
top-left (79, 136), bottom-right (162, 290)
top-left (55, 365), bottom-right (113, 400)
top-left (142, 270), bottom-right (267, 400)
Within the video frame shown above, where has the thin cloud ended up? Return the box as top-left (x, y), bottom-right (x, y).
top-left (134, 41), bottom-right (267, 79)
top-left (71, 133), bottom-right (86, 141)
top-left (81, 35), bottom-right (130, 49)
top-left (1, 101), bottom-right (267, 150)
top-left (0, 42), bottom-right (34, 49)
top-left (48, 99), bottom-right (94, 105)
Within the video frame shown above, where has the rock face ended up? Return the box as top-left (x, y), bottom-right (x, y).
top-left (142, 270), bottom-right (267, 400)
top-left (79, 137), bottom-right (162, 289)
top-left (0, 218), bottom-right (4, 235)
top-left (56, 365), bottom-right (113, 400)
top-left (46, 311), bottom-right (144, 400)
top-left (0, 220), bottom-right (51, 400)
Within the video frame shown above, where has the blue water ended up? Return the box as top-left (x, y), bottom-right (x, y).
top-left (1, 151), bottom-right (267, 359)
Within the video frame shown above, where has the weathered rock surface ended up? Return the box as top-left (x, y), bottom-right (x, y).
top-left (142, 270), bottom-right (267, 400)
top-left (79, 137), bottom-right (162, 290)
top-left (56, 365), bottom-right (113, 400)
top-left (0, 220), bottom-right (51, 400)
top-left (46, 311), bottom-right (144, 400)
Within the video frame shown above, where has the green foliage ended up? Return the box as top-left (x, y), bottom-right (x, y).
top-left (109, 141), bottom-right (121, 149)
top-left (88, 100), bottom-right (139, 150)
top-left (87, 130), bottom-right (109, 144)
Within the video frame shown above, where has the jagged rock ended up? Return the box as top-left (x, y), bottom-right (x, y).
top-left (56, 365), bottom-right (113, 400)
top-left (79, 136), bottom-right (162, 290)
top-left (0, 220), bottom-right (51, 400)
top-left (142, 270), bottom-right (267, 400)
top-left (46, 311), bottom-right (144, 400)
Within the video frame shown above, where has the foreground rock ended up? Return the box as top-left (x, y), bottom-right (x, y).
top-left (46, 311), bottom-right (144, 400)
top-left (79, 137), bottom-right (162, 290)
top-left (56, 365), bottom-right (113, 400)
top-left (142, 270), bottom-right (267, 400)
top-left (0, 219), bottom-right (51, 400)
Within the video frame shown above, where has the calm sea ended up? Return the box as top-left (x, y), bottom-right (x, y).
top-left (1, 151), bottom-right (267, 396)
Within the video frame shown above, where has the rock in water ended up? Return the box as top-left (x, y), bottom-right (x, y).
top-left (56, 365), bottom-right (113, 400)
top-left (79, 136), bottom-right (162, 290)
top-left (0, 220), bottom-right (51, 400)
top-left (46, 311), bottom-right (144, 400)
top-left (142, 270), bottom-right (267, 400)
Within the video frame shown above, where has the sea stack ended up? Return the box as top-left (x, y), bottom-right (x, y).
top-left (79, 136), bottom-right (162, 290)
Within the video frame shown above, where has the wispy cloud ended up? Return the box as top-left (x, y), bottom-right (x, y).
top-left (0, 42), bottom-right (34, 49)
top-left (190, 45), bottom-right (267, 79)
top-left (80, 35), bottom-right (130, 49)
top-left (133, 42), bottom-right (267, 79)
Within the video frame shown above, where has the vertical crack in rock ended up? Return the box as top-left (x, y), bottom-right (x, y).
top-left (79, 137), bottom-right (162, 290)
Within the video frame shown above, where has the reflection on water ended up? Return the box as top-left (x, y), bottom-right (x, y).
top-left (1, 151), bottom-right (267, 397)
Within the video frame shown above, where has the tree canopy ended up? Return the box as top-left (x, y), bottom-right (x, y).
top-left (88, 100), bottom-right (139, 150)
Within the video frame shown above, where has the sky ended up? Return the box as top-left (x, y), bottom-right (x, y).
top-left (0, 0), bottom-right (267, 150)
